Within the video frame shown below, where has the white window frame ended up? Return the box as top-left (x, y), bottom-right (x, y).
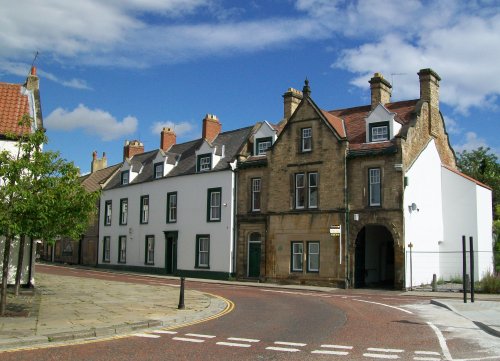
top-left (118, 235), bottom-right (126, 263)
top-left (167, 192), bottom-right (177, 223)
top-left (154, 163), bottom-right (164, 179)
top-left (208, 188), bottom-right (221, 222)
top-left (121, 171), bottom-right (129, 185)
top-left (291, 242), bottom-right (303, 271)
top-left (199, 156), bottom-right (211, 171)
top-left (120, 198), bottom-right (128, 225)
top-left (369, 168), bottom-right (381, 206)
top-left (301, 127), bottom-right (312, 152)
top-left (308, 172), bottom-right (318, 208)
top-left (252, 178), bottom-right (261, 211)
top-left (103, 236), bottom-right (110, 262)
top-left (141, 195), bottom-right (149, 224)
top-left (307, 242), bottom-right (320, 272)
top-left (371, 125), bottom-right (389, 142)
top-left (104, 201), bottom-right (112, 226)
top-left (295, 173), bottom-right (305, 209)
top-left (257, 139), bottom-right (272, 155)
top-left (198, 236), bottom-right (210, 268)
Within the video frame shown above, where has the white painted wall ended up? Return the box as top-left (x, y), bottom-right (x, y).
top-left (99, 169), bottom-right (236, 275)
top-left (441, 167), bottom-right (493, 281)
top-left (403, 140), bottom-right (443, 287)
top-left (0, 236), bottom-right (34, 285)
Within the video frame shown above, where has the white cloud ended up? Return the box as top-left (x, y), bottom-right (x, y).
top-left (151, 121), bottom-right (194, 136)
top-left (38, 69), bottom-right (92, 90)
top-left (45, 104), bottom-right (137, 141)
top-left (443, 116), bottom-right (461, 135)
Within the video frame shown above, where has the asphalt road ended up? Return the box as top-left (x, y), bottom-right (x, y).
top-left (3, 266), bottom-right (499, 361)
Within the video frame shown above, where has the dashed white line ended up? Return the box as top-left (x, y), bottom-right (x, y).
top-left (274, 341), bottom-right (307, 347)
top-left (266, 346), bottom-right (301, 352)
top-left (367, 348), bottom-right (404, 353)
top-left (216, 342), bottom-right (252, 348)
top-left (172, 337), bottom-right (205, 343)
top-left (363, 353), bottom-right (400, 359)
top-left (151, 330), bottom-right (178, 334)
top-left (413, 357), bottom-right (441, 361)
top-left (353, 299), bottom-right (414, 314)
top-left (227, 337), bottom-right (260, 343)
top-left (185, 333), bottom-right (216, 338)
top-left (321, 344), bottom-right (353, 349)
top-left (415, 351), bottom-right (441, 355)
top-left (312, 350), bottom-right (349, 355)
top-left (133, 333), bottom-right (161, 338)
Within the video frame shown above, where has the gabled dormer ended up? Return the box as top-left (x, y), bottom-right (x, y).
top-left (152, 149), bottom-right (179, 179)
top-left (120, 159), bottom-right (142, 185)
top-left (253, 121), bottom-right (277, 156)
top-left (365, 104), bottom-right (401, 143)
top-left (195, 140), bottom-right (224, 172)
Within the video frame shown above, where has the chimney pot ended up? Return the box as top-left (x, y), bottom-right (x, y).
top-left (91, 150), bottom-right (108, 173)
top-left (418, 68), bottom-right (441, 109)
top-left (369, 72), bottom-right (392, 110)
top-left (123, 140), bottom-right (144, 160)
top-left (283, 87), bottom-right (303, 119)
top-left (202, 114), bottom-right (221, 143)
top-left (161, 127), bottom-right (176, 151)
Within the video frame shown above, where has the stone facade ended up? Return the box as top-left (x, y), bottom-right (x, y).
top-left (236, 68), bottom-right (458, 289)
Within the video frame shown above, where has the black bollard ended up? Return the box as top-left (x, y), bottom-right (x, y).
top-left (178, 277), bottom-right (185, 310)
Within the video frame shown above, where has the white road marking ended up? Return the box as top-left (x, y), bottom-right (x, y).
top-left (227, 337), bottom-right (260, 343)
top-left (266, 346), bottom-right (301, 352)
top-left (353, 299), bottom-right (414, 314)
top-left (414, 357), bottom-right (441, 361)
top-left (320, 344), bottom-right (353, 349)
top-left (151, 330), bottom-right (178, 334)
top-left (415, 351), bottom-right (441, 355)
top-left (312, 350), bottom-right (349, 355)
top-left (185, 333), bottom-right (216, 338)
top-left (274, 341), bottom-right (307, 346)
top-left (133, 333), bottom-right (161, 338)
top-left (216, 342), bottom-right (252, 348)
top-left (367, 348), bottom-right (404, 353)
top-left (172, 337), bottom-right (205, 343)
top-left (426, 322), bottom-right (453, 361)
top-left (363, 353), bottom-right (400, 359)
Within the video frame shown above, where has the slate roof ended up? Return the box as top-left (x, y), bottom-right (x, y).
top-left (0, 82), bottom-right (31, 137)
top-left (105, 126), bottom-right (254, 190)
top-left (79, 164), bottom-right (121, 192)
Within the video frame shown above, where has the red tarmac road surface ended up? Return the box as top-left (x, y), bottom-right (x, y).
top-left (2, 265), bottom-right (497, 360)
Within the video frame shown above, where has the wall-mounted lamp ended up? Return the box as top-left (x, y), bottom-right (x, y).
top-left (408, 203), bottom-right (419, 213)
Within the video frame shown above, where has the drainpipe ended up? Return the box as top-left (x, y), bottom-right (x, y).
top-left (344, 143), bottom-right (350, 289)
top-left (231, 165), bottom-right (238, 277)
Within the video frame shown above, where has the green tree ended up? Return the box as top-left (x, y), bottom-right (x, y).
top-left (457, 147), bottom-right (500, 273)
top-left (0, 118), bottom-right (99, 315)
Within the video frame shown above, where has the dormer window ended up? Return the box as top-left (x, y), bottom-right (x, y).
top-left (197, 154), bottom-right (212, 172)
top-left (369, 122), bottom-right (389, 142)
top-left (256, 137), bottom-right (272, 155)
top-left (121, 171), bottom-right (129, 185)
top-left (154, 162), bottom-right (164, 179)
top-left (301, 127), bottom-right (312, 152)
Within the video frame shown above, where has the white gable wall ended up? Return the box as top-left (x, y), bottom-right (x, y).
top-left (403, 140), bottom-right (443, 287)
top-left (441, 167), bottom-right (493, 280)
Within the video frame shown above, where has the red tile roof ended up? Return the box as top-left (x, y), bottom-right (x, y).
top-left (321, 110), bottom-right (346, 138)
top-left (442, 164), bottom-right (492, 190)
top-left (328, 99), bottom-right (419, 150)
top-left (0, 82), bottom-right (31, 137)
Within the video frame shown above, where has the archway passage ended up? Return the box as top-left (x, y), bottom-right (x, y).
top-left (354, 225), bottom-right (395, 289)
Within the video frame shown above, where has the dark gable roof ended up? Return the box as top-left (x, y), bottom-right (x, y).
top-left (328, 99), bottom-right (419, 153)
top-left (79, 164), bottom-right (121, 192)
top-left (105, 126), bottom-right (253, 190)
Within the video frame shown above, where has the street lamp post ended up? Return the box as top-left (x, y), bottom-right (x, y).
top-left (408, 242), bottom-right (413, 291)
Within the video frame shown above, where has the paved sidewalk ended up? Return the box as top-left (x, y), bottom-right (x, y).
top-left (0, 265), bottom-right (499, 351)
top-left (0, 271), bottom-right (227, 350)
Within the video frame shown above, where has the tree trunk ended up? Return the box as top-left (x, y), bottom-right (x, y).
top-left (14, 234), bottom-right (26, 296)
top-left (1, 235), bottom-right (13, 316)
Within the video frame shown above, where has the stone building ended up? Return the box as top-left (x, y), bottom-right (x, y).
top-left (236, 69), bottom-right (492, 289)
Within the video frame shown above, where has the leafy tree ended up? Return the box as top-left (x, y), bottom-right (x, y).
top-left (457, 147), bottom-right (500, 273)
top-left (0, 117), bottom-right (99, 315)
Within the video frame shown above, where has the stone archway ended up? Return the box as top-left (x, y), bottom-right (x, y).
top-left (354, 224), bottom-right (395, 288)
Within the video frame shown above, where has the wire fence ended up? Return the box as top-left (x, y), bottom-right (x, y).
top-left (405, 250), bottom-right (498, 291)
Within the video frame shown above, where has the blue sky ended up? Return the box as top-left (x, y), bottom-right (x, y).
top-left (1, 0), bottom-right (499, 173)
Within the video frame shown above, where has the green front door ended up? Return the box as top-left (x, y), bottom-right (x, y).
top-left (248, 242), bottom-right (261, 278)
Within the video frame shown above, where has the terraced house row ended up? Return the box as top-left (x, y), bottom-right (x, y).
top-left (42, 69), bottom-right (493, 289)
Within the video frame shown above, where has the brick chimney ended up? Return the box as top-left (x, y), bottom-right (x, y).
top-left (160, 127), bottom-right (176, 151)
top-left (369, 72), bottom-right (392, 109)
top-left (418, 68), bottom-right (441, 109)
top-left (91, 151), bottom-right (107, 173)
top-left (283, 88), bottom-right (303, 119)
top-left (25, 66), bottom-right (39, 92)
top-left (123, 140), bottom-right (144, 160)
top-left (202, 114), bottom-right (221, 143)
